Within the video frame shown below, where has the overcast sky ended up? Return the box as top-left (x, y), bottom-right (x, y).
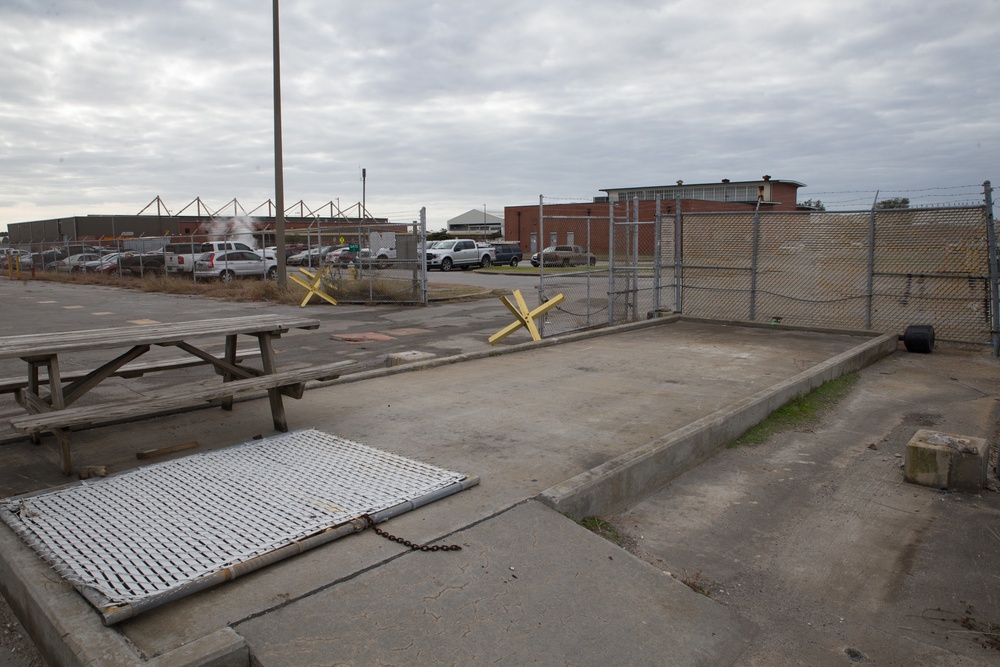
top-left (1, 0), bottom-right (997, 232)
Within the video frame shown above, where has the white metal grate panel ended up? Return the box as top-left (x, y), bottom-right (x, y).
top-left (1, 429), bottom-right (473, 618)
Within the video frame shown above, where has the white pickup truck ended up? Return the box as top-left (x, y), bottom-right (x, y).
top-left (165, 241), bottom-right (275, 274)
top-left (425, 239), bottom-right (496, 271)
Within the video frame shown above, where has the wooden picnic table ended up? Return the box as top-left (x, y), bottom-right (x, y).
top-left (0, 314), bottom-right (355, 474)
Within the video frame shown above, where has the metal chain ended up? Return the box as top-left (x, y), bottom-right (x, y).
top-left (360, 515), bottom-right (462, 552)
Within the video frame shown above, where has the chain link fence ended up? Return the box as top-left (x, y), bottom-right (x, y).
top-left (3, 210), bottom-right (430, 305)
top-left (538, 195), bottom-right (997, 349)
top-left (317, 220), bottom-right (427, 305)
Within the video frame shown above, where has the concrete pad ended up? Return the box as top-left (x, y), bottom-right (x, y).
top-left (0, 282), bottom-right (907, 667)
top-left (237, 501), bottom-right (757, 666)
top-left (385, 350), bottom-right (437, 366)
top-left (904, 429), bottom-right (989, 492)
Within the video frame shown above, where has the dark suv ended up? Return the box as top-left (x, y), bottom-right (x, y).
top-left (490, 243), bottom-right (523, 267)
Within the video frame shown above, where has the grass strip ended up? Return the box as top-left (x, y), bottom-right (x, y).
top-left (729, 372), bottom-right (860, 448)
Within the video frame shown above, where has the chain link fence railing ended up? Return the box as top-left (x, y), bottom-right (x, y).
top-left (538, 194), bottom-right (996, 348)
top-left (3, 210), bottom-right (430, 305)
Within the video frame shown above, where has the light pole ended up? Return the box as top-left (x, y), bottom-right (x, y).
top-left (272, 0), bottom-right (287, 287)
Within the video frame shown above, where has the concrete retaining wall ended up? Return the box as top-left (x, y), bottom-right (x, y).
top-left (537, 332), bottom-right (899, 519)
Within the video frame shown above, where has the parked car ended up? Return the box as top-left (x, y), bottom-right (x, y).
top-left (425, 239), bottom-right (495, 271)
top-left (54, 253), bottom-right (103, 272)
top-left (327, 247), bottom-right (375, 267)
top-left (0, 248), bottom-right (30, 269)
top-left (490, 243), bottom-right (523, 267)
top-left (287, 246), bottom-right (333, 267)
top-left (323, 246), bottom-right (353, 264)
top-left (530, 245), bottom-right (597, 268)
top-left (194, 250), bottom-right (278, 281)
top-left (83, 253), bottom-right (129, 273)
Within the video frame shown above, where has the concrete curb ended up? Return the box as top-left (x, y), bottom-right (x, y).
top-left (536, 332), bottom-right (899, 519)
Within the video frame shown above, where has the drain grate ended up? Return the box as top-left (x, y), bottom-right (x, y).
top-left (1, 429), bottom-right (476, 623)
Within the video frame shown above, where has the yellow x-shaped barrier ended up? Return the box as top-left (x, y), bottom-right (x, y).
top-left (289, 265), bottom-right (339, 307)
top-left (489, 289), bottom-right (565, 344)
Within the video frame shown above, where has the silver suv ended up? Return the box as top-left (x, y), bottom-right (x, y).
top-left (194, 251), bottom-right (278, 282)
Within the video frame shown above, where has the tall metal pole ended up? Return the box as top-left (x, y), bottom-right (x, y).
top-left (272, 0), bottom-right (287, 288)
top-left (984, 181), bottom-right (998, 356)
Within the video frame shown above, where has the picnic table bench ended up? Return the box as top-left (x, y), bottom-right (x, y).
top-left (0, 314), bottom-right (354, 474)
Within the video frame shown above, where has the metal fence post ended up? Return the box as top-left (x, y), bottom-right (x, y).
top-left (420, 207), bottom-right (428, 305)
top-left (984, 181), bottom-right (998, 356)
top-left (608, 199), bottom-right (616, 327)
top-left (674, 199), bottom-right (682, 313)
top-left (866, 206), bottom-right (877, 330)
top-left (586, 213), bottom-right (592, 327)
top-left (653, 198), bottom-right (662, 313)
top-left (749, 202), bottom-right (760, 321)
top-left (538, 195), bottom-right (546, 337)
top-left (631, 197), bottom-right (640, 320)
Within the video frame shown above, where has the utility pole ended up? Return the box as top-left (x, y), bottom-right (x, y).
top-left (272, 0), bottom-right (287, 287)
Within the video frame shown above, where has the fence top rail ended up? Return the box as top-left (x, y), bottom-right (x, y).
top-left (679, 204), bottom-right (987, 217)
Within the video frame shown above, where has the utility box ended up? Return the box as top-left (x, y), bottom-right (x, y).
top-left (903, 429), bottom-right (989, 492)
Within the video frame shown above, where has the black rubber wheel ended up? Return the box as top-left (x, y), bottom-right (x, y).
top-left (441, 257), bottom-right (453, 272)
top-left (901, 325), bottom-right (935, 353)
top-left (220, 270), bottom-right (236, 283)
top-left (266, 267), bottom-right (278, 280)
top-left (481, 256), bottom-right (492, 268)
top-left (510, 258), bottom-right (519, 267)
top-left (562, 258), bottom-right (571, 267)
top-left (589, 256), bottom-right (597, 266)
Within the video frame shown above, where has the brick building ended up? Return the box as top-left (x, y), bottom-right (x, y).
top-left (503, 177), bottom-right (805, 254)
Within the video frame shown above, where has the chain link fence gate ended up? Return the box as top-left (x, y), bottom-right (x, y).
top-left (319, 211), bottom-right (428, 305)
top-left (537, 199), bottom-right (609, 337)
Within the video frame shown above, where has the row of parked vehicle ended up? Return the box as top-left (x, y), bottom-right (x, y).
top-left (0, 245), bottom-right (167, 275)
top-left (3, 240), bottom-right (600, 281)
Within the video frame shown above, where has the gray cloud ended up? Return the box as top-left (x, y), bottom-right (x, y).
top-left (1, 0), bottom-right (997, 230)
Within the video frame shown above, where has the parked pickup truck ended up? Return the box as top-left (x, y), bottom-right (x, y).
top-left (165, 242), bottom-right (274, 274)
top-left (425, 239), bottom-right (496, 271)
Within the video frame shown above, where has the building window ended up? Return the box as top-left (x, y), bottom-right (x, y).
top-left (530, 232), bottom-right (538, 253)
top-left (549, 232), bottom-right (558, 246)
top-left (567, 232), bottom-right (575, 245)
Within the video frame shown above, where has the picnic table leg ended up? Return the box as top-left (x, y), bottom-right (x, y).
top-left (54, 429), bottom-right (73, 476)
top-left (26, 360), bottom-right (42, 444)
top-left (256, 333), bottom-right (288, 431)
top-left (221, 334), bottom-right (238, 411)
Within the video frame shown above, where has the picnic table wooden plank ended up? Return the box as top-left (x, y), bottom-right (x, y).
top-left (0, 315), bottom-right (320, 359)
top-left (10, 360), bottom-right (357, 433)
top-left (0, 349), bottom-right (262, 393)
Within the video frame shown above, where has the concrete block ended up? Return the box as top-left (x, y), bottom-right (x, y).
top-left (384, 350), bottom-right (436, 367)
top-left (904, 429), bottom-right (989, 492)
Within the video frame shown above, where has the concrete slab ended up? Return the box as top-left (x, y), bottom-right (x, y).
top-left (4, 279), bottom-right (987, 666)
top-left (615, 346), bottom-right (1000, 665)
top-left (237, 500), bottom-right (757, 666)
